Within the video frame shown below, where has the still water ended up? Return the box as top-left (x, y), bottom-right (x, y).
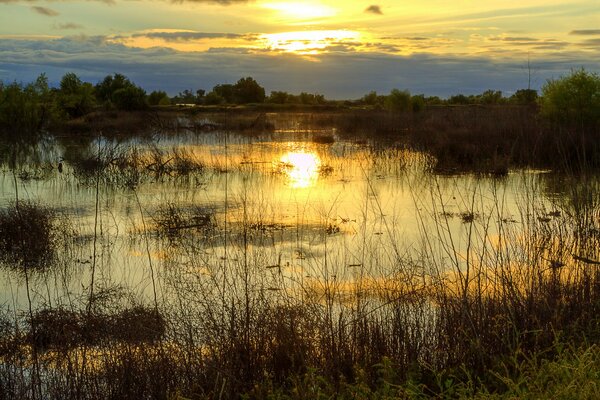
top-left (0, 124), bottom-right (572, 311)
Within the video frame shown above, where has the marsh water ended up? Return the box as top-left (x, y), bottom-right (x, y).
top-left (0, 116), bottom-right (587, 313)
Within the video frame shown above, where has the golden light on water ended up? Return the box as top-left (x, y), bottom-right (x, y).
top-left (261, 30), bottom-right (361, 54)
top-left (279, 151), bottom-right (321, 188)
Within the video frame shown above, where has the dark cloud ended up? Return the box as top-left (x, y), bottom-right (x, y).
top-left (489, 36), bottom-right (538, 42)
top-left (579, 38), bottom-right (600, 48)
top-left (1, 36), bottom-right (599, 98)
top-left (31, 6), bottom-right (59, 16)
top-left (130, 31), bottom-right (251, 42)
top-left (569, 30), bottom-right (600, 36)
top-left (54, 22), bottom-right (84, 30)
top-left (365, 5), bottom-right (382, 15)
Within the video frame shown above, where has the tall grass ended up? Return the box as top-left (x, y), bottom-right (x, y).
top-left (0, 119), bottom-right (599, 399)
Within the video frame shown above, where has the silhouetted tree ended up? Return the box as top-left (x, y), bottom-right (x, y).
top-left (384, 89), bottom-right (411, 111)
top-left (95, 73), bottom-right (147, 110)
top-left (510, 89), bottom-right (538, 105)
top-left (58, 72), bottom-right (95, 118)
top-left (212, 84), bottom-right (235, 104)
top-left (233, 77), bottom-right (266, 104)
top-left (148, 90), bottom-right (170, 106)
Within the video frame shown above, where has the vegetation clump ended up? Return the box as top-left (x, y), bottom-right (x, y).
top-left (0, 201), bottom-right (57, 270)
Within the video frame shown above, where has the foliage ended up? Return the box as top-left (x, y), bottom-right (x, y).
top-left (510, 88), bottom-right (538, 105)
top-left (212, 83), bottom-right (236, 103)
top-left (95, 73), bottom-right (147, 110)
top-left (57, 72), bottom-right (95, 118)
top-left (269, 91), bottom-right (290, 104)
top-left (0, 74), bottom-right (59, 138)
top-left (148, 90), bottom-right (170, 106)
top-left (112, 85), bottom-right (147, 111)
top-left (234, 76), bottom-right (266, 103)
top-left (540, 68), bottom-right (600, 129)
top-left (384, 89), bottom-right (412, 111)
top-left (204, 91), bottom-right (226, 105)
top-left (171, 89), bottom-right (204, 105)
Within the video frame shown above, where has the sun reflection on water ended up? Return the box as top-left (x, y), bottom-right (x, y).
top-left (278, 151), bottom-right (321, 188)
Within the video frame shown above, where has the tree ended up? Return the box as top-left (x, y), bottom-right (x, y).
top-left (58, 72), bottom-right (95, 118)
top-left (148, 90), bottom-right (170, 106)
top-left (204, 91), bottom-right (226, 105)
top-left (540, 68), bottom-right (600, 129)
top-left (0, 74), bottom-right (59, 139)
top-left (268, 91), bottom-right (289, 104)
top-left (478, 90), bottom-right (504, 105)
top-left (95, 73), bottom-right (147, 110)
top-left (112, 86), bottom-right (147, 111)
top-left (233, 77), bottom-right (265, 104)
top-left (384, 89), bottom-right (411, 111)
top-left (212, 84), bottom-right (236, 104)
top-left (448, 94), bottom-right (470, 105)
top-left (510, 89), bottom-right (538, 105)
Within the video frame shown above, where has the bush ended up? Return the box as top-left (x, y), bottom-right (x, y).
top-left (384, 89), bottom-right (411, 112)
top-left (541, 68), bottom-right (600, 129)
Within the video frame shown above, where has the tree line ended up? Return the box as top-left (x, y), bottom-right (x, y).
top-left (1, 69), bottom-right (599, 137)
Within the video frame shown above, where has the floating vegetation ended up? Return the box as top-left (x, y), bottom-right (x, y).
top-left (0, 201), bottom-right (57, 270)
top-left (153, 203), bottom-right (215, 240)
top-left (68, 144), bottom-right (206, 188)
top-left (28, 306), bottom-right (165, 351)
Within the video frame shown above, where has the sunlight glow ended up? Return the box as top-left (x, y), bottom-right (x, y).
top-left (278, 151), bottom-right (321, 188)
top-left (261, 30), bottom-right (361, 54)
top-left (262, 2), bottom-right (336, 21)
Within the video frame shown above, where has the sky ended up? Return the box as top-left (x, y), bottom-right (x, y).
top-left (1, 0), bottom-right (599, 98)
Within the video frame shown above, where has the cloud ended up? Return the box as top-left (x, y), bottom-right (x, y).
top-left (569, 30), bottom-right (600, 36)
top-left (130, 31), bottom-right (250, 42)
top-left (0, 36), bottom-right (599, 98)
top-left (54, 23), bottom-right (84, 30)
top-left (31, 6), bottom-right (59, 16)
top-left (365, 5), bottom-right (382, 15)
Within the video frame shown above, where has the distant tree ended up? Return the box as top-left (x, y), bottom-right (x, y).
top-left (447, 94), bottom-right (470, 105)
top-left (0, 74), bottom-right (59, 138)
top-left (478, 89), bottom-right (504, 105)
top-left (424, 95), bottom-right (443, 105)
top-left (510, 89), bottom-right (538, 105)
top-left (360, 91), bottom-right (379, 106)
top-left (384, 89), bottom-right (412, 111)
top-left (541, 68), bottom-right (600, 129)
top-left (112, 86), bottom-right (147, 111)
top-left (58, 72), bottom-right (95, 118)
top-left (148, 90), bottom-right (170, 106)
top-left (212, 84), bottom-right (236, 104)
top-left (298, 92), bottom-right (325, 105)
top-left (411, 94), bottom-right (426, 112)
top-left (268, 91), bottom-right (289, 104)
top-left (95, 73), bottom-right (146, 110)
top-left (95, 73), bottom-right (130, 104)
top-left (204, 91), bottom-right (226, 105)
top-left (172, 89), bottom-right (196, 105)
top-left (234, 77), bottom-right (266, 104)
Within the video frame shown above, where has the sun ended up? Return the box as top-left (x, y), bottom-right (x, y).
top-left (278, 151), bottom-right (321, 189)
top-left (261, 30), bottom-right (361, 54)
